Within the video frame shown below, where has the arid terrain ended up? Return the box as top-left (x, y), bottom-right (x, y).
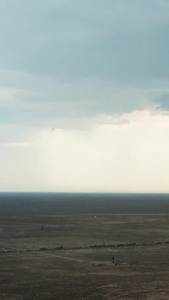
top-left (0, 193), bottom-right (169, 299)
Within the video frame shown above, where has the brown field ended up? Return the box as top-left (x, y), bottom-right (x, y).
top-left (0, 193), bottom-right (169, 299)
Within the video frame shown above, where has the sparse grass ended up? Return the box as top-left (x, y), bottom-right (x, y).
top-left (0, 193), bottom-right (169, 299)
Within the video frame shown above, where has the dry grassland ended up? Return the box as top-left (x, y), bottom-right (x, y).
top-left (0, 194), bottom-right (169, 299)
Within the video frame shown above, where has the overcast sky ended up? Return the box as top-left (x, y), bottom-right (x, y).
top-left (1, 0), bottom-right (169, 192)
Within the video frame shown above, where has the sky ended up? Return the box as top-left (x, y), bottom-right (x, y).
top-left (1, 0), bottom-right (169, 193)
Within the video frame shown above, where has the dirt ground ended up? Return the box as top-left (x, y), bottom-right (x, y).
top-left (0, 193), bottom-right (169, 299)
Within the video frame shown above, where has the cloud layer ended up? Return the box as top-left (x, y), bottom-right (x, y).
top-left (1, 110), bottom-right (169, 192)
top-left (1, 0), bottom-right (169, 192)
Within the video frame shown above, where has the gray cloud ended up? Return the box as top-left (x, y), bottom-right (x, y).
top-left (1, 1), bottom-right (169, 192)
top-left (1, 0), bottom-right (169, 127)
top-left (154, 94), bottom-right (169, 110)
top-left (1, 0), bottom-right (169, 82)
top-left (0, 70), bottom-right (153, 127)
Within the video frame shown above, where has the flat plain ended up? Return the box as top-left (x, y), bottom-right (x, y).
top-left (0, 193), bottom-right (169, 300)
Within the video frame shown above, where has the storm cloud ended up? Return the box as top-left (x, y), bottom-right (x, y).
top-left (1, 0), bottom-right (169, 192)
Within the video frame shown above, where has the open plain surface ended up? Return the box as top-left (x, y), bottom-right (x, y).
top-left (0, 193), bottom-right (169, 299)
